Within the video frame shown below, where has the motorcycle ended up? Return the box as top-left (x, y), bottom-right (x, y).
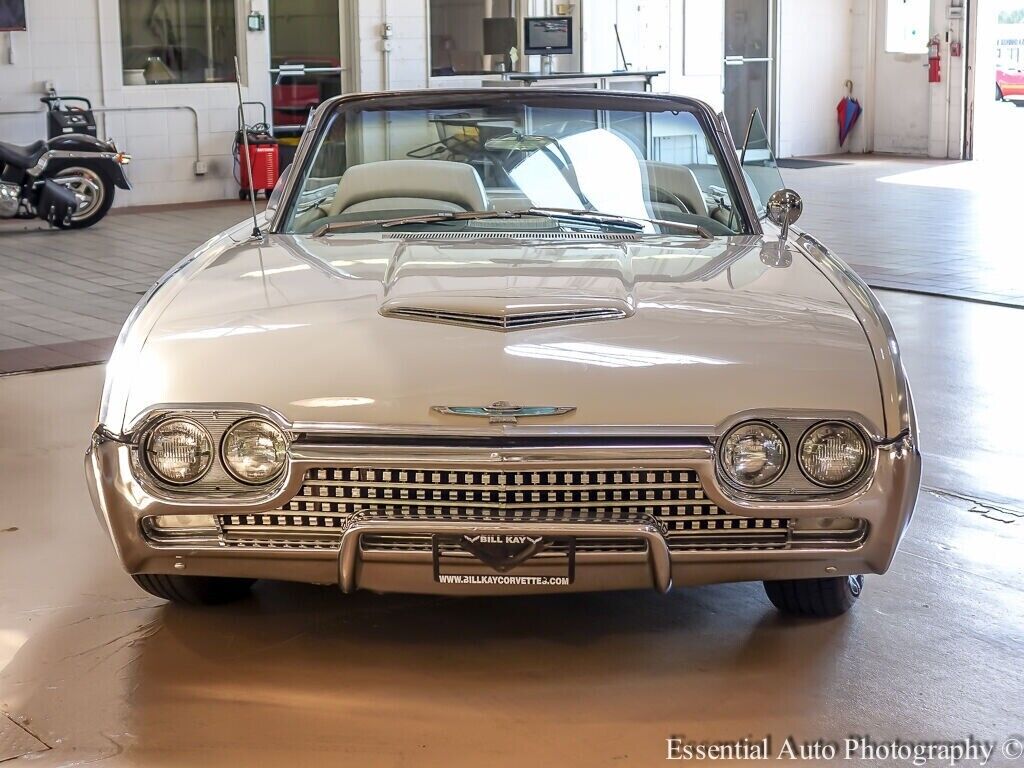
top-left (0, 95), bottom-right (131, 229)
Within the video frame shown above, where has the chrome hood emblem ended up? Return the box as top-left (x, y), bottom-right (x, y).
top-left (432, 401), bottom-right (576, 424)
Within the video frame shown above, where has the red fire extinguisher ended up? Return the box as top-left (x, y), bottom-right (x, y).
top-left (928, 35), bottom-right (941, 83)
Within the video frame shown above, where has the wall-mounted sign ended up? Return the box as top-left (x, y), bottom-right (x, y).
top-left (0, 0), bottom-right (27, 31)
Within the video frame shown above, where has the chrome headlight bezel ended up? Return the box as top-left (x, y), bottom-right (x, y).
top-left (220, 416), bottom-right (289, 485)
top-left (797, 420), bottom-right (869, 488)
top-left (717, 419), bottom-right (790, 490)
top-left (129, 406), bottom-right (294, 498)
top-left (715, 412), bottom-right (878, 499)
top-left (142, 417), bottom-right (215, 486)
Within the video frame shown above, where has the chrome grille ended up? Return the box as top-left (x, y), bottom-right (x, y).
top-left (216, 466), bottom-right (797, 553)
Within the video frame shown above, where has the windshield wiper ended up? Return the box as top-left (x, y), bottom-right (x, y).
top-left (312, 207), bottom-right (713, 238)
top-left (313, 210), bottom-right (524, 236)
top-left (523, 207), bottom-right (714, 239)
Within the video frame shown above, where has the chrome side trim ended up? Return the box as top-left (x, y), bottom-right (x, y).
top-left (796, 233), bottom-right (916, 440)
top-left (337, 511), bottom-right (673, 593)
top-left (26, 150), bottom-right (123, 177)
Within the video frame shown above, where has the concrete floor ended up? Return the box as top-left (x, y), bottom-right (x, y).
top-left (785, 98), bottom-right (1024, 307)
top-left (0, 201), bottom-right (256, 373)
top-left (1, 290), bottom-right (1022, 766)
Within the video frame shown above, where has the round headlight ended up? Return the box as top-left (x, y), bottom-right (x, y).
top-left (222, 418), bottom-right (288, 484)
top-left (798, 422), bottom-right (868, 487)
top-left (720, 421), bottom-right (788, 488)
top-left (144, 418), bottom-right (214, 485)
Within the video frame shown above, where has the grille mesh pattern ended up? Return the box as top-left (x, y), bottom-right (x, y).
top-left (216, 466), bottom-right (792, 552)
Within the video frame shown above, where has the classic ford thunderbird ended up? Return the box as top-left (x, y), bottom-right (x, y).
top-left (86, 89), bottom-right (920, 617)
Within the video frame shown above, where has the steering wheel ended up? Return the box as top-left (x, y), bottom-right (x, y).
top-left (650, 186), bottom-right (695, 216)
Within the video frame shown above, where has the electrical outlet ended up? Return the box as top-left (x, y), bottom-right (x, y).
top-left (194, 160), bottom-right (208, 176)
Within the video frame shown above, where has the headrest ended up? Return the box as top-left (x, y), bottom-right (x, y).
top-left (328, 159), bottom-right (489, 216)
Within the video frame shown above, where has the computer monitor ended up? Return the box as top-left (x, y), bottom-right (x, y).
top-left (523, 16), bottom-right (573, 56)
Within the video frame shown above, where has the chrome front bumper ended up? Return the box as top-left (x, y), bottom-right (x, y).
top-left (85, 434), bottom-right (921, 595)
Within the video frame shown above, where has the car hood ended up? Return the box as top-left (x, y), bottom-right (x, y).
top-left (118, 233), bottom-right (883, 435)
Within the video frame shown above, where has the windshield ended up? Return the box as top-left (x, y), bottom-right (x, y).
top-left (280, 94), bottom-right (753, 237)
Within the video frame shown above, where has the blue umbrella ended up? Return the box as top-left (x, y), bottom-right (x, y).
top-left (838, 80), bottom-right (862, 147)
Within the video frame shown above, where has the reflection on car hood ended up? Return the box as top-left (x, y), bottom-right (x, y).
top-left (117, 233), bottom-right (883, 434)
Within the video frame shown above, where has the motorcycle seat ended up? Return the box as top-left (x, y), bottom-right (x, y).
top-left (0, 140), bottom-right (48, 170)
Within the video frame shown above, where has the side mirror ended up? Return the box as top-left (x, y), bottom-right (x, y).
top-left (266, 163), bottom-right (292, 214)
top-left (766, 188), bottom-right (803, 242)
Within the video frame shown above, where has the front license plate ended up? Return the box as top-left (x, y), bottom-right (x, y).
top-left (432, 534), bottom-right (575, 586)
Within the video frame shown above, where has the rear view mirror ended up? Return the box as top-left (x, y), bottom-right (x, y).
top-left (766, 188), bottom-right (803, 242)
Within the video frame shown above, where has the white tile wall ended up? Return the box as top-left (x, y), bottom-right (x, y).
top-left (356, 0), bottom-right (429, 92)
top-left (0, 0), bottom-right (273, 207)
top-left (848, 0), bottom-right (968, 159)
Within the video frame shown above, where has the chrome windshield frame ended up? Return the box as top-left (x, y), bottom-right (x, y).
top-left (267, 88), bottom-right (764, 237)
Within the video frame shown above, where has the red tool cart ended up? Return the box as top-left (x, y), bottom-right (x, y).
top-left (234, 124), bottom-right (279, 199)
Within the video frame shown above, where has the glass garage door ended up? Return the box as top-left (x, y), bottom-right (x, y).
top-left (723, 0), bottom-right (773, 144)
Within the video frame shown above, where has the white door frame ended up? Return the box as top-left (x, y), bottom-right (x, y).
top-left (962, 0), bottom-right (979, 160)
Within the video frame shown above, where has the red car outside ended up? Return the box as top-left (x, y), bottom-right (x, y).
top-left (996, 67), bottom-right (1024, 104)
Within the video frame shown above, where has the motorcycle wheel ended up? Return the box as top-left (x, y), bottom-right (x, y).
top-left (52, 165), bottom-right (115, 229)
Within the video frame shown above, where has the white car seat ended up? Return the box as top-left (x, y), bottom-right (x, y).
top-left (327, 159), bottom-right (491, 217)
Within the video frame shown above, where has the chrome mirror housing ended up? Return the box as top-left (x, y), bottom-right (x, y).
top-left (766, 188), bottom-right (803, 242)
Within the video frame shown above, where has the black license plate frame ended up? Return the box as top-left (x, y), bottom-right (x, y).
top-left (432, 533), bottom-right (576, 586)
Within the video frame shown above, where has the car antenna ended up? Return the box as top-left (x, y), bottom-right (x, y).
top-left (613, 24), bottom-right (631, 72)
top-left (234, 56), bottom-right (263, 240)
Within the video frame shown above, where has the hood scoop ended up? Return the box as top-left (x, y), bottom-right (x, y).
top-left (381, 296), bottom-right (633, 332)
top-left (378, 240), bottom-right (636, 331)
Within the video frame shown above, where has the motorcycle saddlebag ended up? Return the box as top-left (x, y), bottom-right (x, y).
top-left (37, 179), bottom-right (79, 226)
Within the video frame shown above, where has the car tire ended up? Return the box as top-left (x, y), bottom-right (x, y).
top-left (997, 83), bottom-right (1004, 101)
top-left (131, 573), bottom-right (254, 605)
top-left (763, 575), bottom-right (863, 618)
top-left (1014, 99), bottom-right (1024, 108)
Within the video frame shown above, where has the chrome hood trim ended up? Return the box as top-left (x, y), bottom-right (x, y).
top-left (380, 297), bottom-right (632, 331)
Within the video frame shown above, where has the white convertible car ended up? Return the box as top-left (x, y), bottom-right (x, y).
top-left (86, 89), bottom-right (920, 617)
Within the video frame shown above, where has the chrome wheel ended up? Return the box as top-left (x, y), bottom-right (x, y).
top-left (54, 166), bottom-right (106, 222)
